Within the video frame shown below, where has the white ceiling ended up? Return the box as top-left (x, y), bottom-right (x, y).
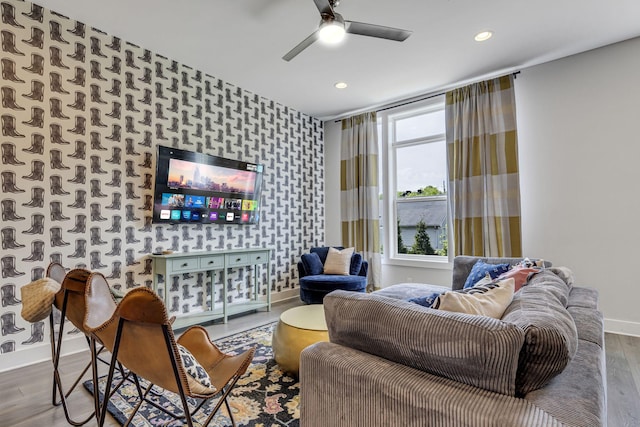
top-left (34, 0), bottom-right (640, 120)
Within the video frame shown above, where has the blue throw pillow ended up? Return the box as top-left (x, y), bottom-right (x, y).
top-left (301, 252), bottom-right (324, 275)
top-left (409, 291), bottom-right (444, 308)
top-left (463, 260), bottom-right (511, 289)
top-left (350, 253), bottom-right (363, 276)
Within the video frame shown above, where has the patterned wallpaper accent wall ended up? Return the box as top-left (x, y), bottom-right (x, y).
top-left (0, 0), bottom-right (324, 356)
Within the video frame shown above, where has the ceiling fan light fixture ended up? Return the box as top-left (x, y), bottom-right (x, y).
top-left (318, 13), bottom-right (346, 45)
top-left (334, 82), bottom-right (348, 89)
top-left (474, 30), bottom-right (493, 42)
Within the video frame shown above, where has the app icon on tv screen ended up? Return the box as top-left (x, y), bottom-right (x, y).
top-left (182, 210), bottom-right (191, 220)
top-left (226, 212), bottom-right (235, 221)
top-left (170, 210), bottom-right (181, 220)
top-left (209, 212), bottom-right (218, 221)
top-left (242, 200), bottom-right (258, 211)
top-left (160, 210), bottom-right (171, 219)
top-left (162, 193), bottom-right (185, 207)
top-left (207, 197), bottom-right (225, 209)
top-left (185, 195), bottom-right (205, 208)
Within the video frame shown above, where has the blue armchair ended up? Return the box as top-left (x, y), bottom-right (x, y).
top-left (297, 246), bottom-right (368, 304)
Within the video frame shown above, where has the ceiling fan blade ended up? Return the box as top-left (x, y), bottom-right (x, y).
top-left (346, 21), bottom-right (412, 42)
top-left (283, 30), bottom-right (319, 61)
top-left (313, 0), bottom-right (334, 15)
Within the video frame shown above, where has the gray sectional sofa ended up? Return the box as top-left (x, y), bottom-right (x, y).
top-left (300, 256), bottom-right (606, 426)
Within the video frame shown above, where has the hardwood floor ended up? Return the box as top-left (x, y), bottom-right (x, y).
top-left (1, 303), bottom-right (639, 426)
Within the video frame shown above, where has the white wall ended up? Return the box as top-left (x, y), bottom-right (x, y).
top-left (324, 36), bottom-right (640, 336)
top-left (516, 37), bottom-right (640, 336)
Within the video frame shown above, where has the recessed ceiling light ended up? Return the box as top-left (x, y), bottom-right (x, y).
top-left (474, 30), bottom-right (493, 42)
top-left (335, 82), bottom-right (348, 89)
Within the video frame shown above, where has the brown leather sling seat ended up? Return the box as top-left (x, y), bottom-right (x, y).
top-left (84, 276), bottom-right (255, 426)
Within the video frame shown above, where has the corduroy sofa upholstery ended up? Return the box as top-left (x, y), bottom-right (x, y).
top-left (300, 256), bottom-right (606, 426)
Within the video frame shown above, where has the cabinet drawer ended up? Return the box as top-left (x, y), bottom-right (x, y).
top-left (199, 255), bottom-right (224, 270)
top-left (250, 251), bottom-right (269, 265)
top-left (226, 253), bottom-right (250, 267)
top-left (170, 258), bottom-right (199, 272)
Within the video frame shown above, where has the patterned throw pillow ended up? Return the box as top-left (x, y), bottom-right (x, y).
top-left (408, 291), bottom-right (445, 308)
top-left (434, 278), bottom-right (515, 319)
top-left (463, 260), bottom-right (511, 288)
top-left (323, 247), bottom-right (355, 275)
top-left (497, 266), bottom-right (541, 291)
top-left (176, 343), bottom-right (214, 390)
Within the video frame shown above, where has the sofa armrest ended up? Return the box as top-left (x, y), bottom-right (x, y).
top-left (297, 261), bottom-right (307, 278)
top-left (300, 342), bottom-right (564, 427)
top-left (324, 291), bottom-right (525, 395)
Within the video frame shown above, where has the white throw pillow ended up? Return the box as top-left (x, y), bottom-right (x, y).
top-left (323, 247), bottom-right (354, 275)
top-left (436, 278), bottom-right (515, 319)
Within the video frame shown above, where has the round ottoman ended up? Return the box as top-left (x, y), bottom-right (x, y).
top-left (299, 274), bottom-right (367, 304)
top-left (271, 305), bottom-right (329, 375)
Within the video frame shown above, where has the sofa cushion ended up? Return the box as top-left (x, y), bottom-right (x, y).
top-left (567, 287), bottom-right (599, 310)
top-left (435, 278), bottom-right (515, 319)
top-left (463, 260), bottom-right (511, 288)
top-left (300, 275), bottom-right (367, 293)
top-left (301, 252), bottom-right (324, 276)
top-left (324, 247), bottom-right (354, 275)
top-left (501, 275), bottom-right (578, 396)
top-left (374, 283), bottom-right (450, 301)
top-left (324, 290), bottom-right (525, 396)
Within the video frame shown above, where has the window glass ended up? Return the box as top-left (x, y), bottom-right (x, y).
top-left (395, 110), bottom-right (445, 142)
top-left (379, 96), bottom-right (449, 261)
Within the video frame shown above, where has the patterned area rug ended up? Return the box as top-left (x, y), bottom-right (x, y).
top-left (83, 322), bottom-right (300, 426)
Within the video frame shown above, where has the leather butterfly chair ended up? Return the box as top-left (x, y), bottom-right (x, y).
top-left (47, 263), bottom-right (95, 426)
top-left (83, 276), bottom-right (255, 427)
top-left (46, 263), bottom-right (120, 426)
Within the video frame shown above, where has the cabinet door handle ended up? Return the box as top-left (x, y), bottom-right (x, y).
top-left (255, 256), bottom-right (261, 260)
top-left (181, 263), bottom-right (188, 268)
top-left (236, 258), bottom-right (242, 262)
top-left (208, 260), bottom-right (214, 265)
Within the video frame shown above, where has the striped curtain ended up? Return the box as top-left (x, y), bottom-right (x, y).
top-left (445, 75), bottom-right (522, 257)
top-left (340, 112), bottom-right (381, 289)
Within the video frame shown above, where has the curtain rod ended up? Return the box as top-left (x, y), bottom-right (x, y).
top-left (334, 71), bottom-right (520, 123)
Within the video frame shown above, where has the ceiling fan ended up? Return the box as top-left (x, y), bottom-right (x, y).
top-left (283, 0), bottom-right (412, 61)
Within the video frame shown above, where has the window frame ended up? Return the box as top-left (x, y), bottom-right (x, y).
top-left (379, 96), bottom-right (453, 268)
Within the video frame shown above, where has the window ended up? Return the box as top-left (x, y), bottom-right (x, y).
top-left (378, 96), bottom-right (449, 264)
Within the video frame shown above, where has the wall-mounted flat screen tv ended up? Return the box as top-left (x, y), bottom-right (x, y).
top-left (152, 146), bottom-right (264, 225)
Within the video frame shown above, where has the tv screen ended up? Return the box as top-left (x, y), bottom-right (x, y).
top-left (152, 146), bottom-right (264, 225)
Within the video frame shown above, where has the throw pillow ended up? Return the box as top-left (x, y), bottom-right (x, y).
top-left (176, 343), bottom-right (215, 390)
top-left (497, 266), bottom-right (541, 291)
top-left (349, 252), bottom-right (364, 276)
top-left (463, 260), bottom-right (511, 288)
top-left (323, 247), bottom-right (355, 275)
top-left (301, 252), bottom-right (324, 275)
top-left (408, 291), bottom-right (445, 308)
top-left (434, 278), bottom-right (515, 319)
top-left (20, 278), bottom-right (62, 323)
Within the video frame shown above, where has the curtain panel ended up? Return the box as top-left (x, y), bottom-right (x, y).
top-left (446, 75), bottom-right (522, 257)
top-left (340, 112), bottom-right (381, 289)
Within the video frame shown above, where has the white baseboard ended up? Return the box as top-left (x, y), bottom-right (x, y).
top-left (271, 288), bottom-right (300, 303)
top-left (604, 318), bottom-right (640, 337)
top-left (0, 334), bottom-right (87, 373)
